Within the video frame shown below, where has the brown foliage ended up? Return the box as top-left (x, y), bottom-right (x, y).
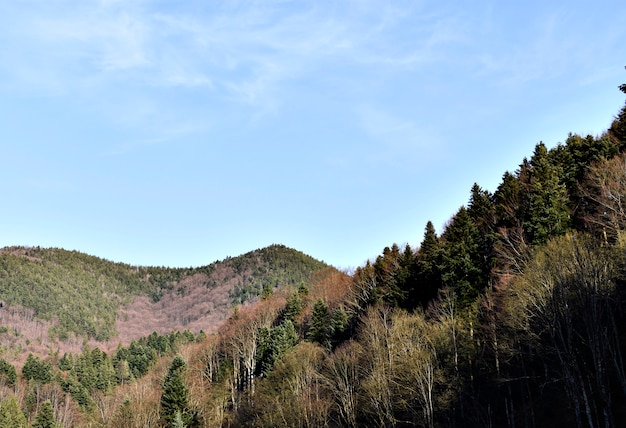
top-left (579, 152), bottom-right (626, 242)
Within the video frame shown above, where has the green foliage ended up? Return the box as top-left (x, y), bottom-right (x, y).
top-left (0, 359), bottom-right (17, 386)
top-left (171, 410), bottom-right (187, 428)
top-left (372, 244), bottom-right (407, 307)
top-left (0, 247), bottom-right (154, 340)
top-left (187, 83), bottom-right (626, 427)
top-left (255, 320), bottom-right (298, 377)
top-left (22, 354), bottom-right (53, 384)
top-left (308, 299), bottom-right (331, 348)
top-left (330, 306), bottom-right (349, 344)
top-left (0, 396), bottom-right (28, 428)
top-left (32, 400), bottom-right (57, 428)
top-left (609, 103), bottom-right (626, 148)
top-left (227, 245), bottom-right (328, 304)
top-left (414, 221), bottom-right (443, 307)
top-left (0, 244), bottom-right (323, 341)
top-left (113, 340), bottom-right (158, 379)
top-left (283, 289), bottom-right (305, 322)
top-left (525, 142), bottom-right (571, 245)
top-left (161, 355), bottom-right (197, 427)
top-left (440, 207), bottom-right (488, 305)
top-left (70, 347), bottom-right (117, 393)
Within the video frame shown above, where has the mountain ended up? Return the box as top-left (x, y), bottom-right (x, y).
top-left (1, 83), bottom-right (625, 428)
top-left (0, 244), bottom-right (330, 358)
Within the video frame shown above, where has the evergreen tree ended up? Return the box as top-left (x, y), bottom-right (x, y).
top-left (440, 207), bottom-right (487, 305)
top-left (0, 396), bottom-right (28, 428)
top-left (0, 359), bottom-right (17, 387)
top-left (256, 320), bottom-right (299, 376)
top-left (32, 400), bottom-right (56, 428)
top-left (111, 397), bottom-right (135, 427)
top-left (22, 354), bottom-right (53, 384)
top-left (331, 306), bottom-right (349, 344)
top-left (396, 244), bottom-right (417, 309)
top-left (58, 353), bottom-right (73, 371)
top-left (308, 299), bottom-right (331, 348)
top-left (369, 244), bottom-right (410, 306)
top-left (161, 355), bottom-right (196, 427)
top-left (609, 71), bottom-right (626, 147)
top-left (283, 290), bottom-right (304, 322)
top-left (414, 221), bottom-right (442, 307)
top-left (525, 142), bottom-right (571, 245)
top-left (468, 183), bottom-right (493, 226)
top-left (261, 283), bottom-right (273, 300)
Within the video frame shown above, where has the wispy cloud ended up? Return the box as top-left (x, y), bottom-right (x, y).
top-left (0, 0), bottom-right (481, 158)
top-left (472, 4), bottom-right (626, 88)
top-left (0, 1), bottom-right (468, 97)
top-left (357, 105), bottom-right (445, 168)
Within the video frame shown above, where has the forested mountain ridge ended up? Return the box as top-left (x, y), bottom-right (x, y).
top-left (162, 80), bottom-right (626, 427)
top-left (0, 244), bottom-right (331, 359)
top-left (1, 82), bottom-right (626, 426)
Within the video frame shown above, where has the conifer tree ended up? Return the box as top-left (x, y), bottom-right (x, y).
top-left (308, 299), bottom-right (331, 348)
top-left (396, 244), bottom-right (417, 309)
top-left (22, 354), bottom-right (53, 384)
top-left (374, 244), bottom-right (406, 306)
top-left (414, 221), bottom-right (442, 307)
top-left (161, 355), bottom-right (196, 427)
top-left (525, 142), bottom-right (570, 245)
top-left (440, 207), bottom-right (486, 305)
top-left (331, 306), bottom-right (349, 344)
top-left (32, 400), bottom-right (56, 428)
top-left (283, 290), bottom-right (304, 322)
top-left (0, 359), bottom-right (17, 387)
top-left (0, 396), bottom-right (28, 428)
top-left (256, 320), bottom-right (299, 376)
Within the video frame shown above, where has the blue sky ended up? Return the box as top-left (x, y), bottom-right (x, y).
top-left (1, 0), bottom-right (625, 269)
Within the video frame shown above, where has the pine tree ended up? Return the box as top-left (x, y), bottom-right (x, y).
top-left (161, 355), bottom-right (196, 427)
top-left (32, 400), bottom-right (56, 428)
top-left (22, 354), bottom-right (53, 384)
top-left (331, 306), bottom-right (349, 344)
top-left (414, 221), bottom-right (442, 307)
top-left (283, 290), bottom-right (304, 322)
top-left (308, 299), bottom-right (331, 348)
top-left (374, 244), bottom-right (406, 306)
top-left (0, 359), bottom-right (17, 387)
top-left (525, 142), bottom-right (571, 245)
top-left (440, 207), bottom-right (486, 305)
top-left (0, 396), bottom-right (28, 428)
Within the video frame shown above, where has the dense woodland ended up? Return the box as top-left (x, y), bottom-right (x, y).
top-left (0, 244), bottom-right (327, 344)
top-left (1, 80), bottom-right (626, 426)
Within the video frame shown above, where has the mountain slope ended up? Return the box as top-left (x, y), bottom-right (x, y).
top-left (0, 244), bottom-right (330, 348)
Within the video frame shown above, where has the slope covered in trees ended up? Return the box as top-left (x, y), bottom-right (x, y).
top-left (1, 81), bottom-right (626, 426)
top-left (135, 78), bottom-right (626, 427)
top-left (0, 244), bottom-right (330, 357)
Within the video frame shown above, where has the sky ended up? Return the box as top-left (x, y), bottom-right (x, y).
top-left (1, 0), bottom-right (625, 270)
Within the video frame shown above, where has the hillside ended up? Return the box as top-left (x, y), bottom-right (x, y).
top-left (0, 85), bottom-right (625, 427)
top-left (0, 244), bottom-right (330, 359)
top-left (88, 82), bottom-right (626, 427)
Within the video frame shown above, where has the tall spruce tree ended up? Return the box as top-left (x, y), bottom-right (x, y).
top-left (308, 299), bottom-right (331, 348)
top-left (414, 221), bottom-right (442, 307)
top-left (0, 396), bottom-right (28, 428)
top-left (32, 400), bottom-right (56, 428)
top-left (161, 355), bottom-right (196, 427)
top-left (525, 142), bottom-right (570, 245)
top-left (440, 207), bottom-right (486, 305)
